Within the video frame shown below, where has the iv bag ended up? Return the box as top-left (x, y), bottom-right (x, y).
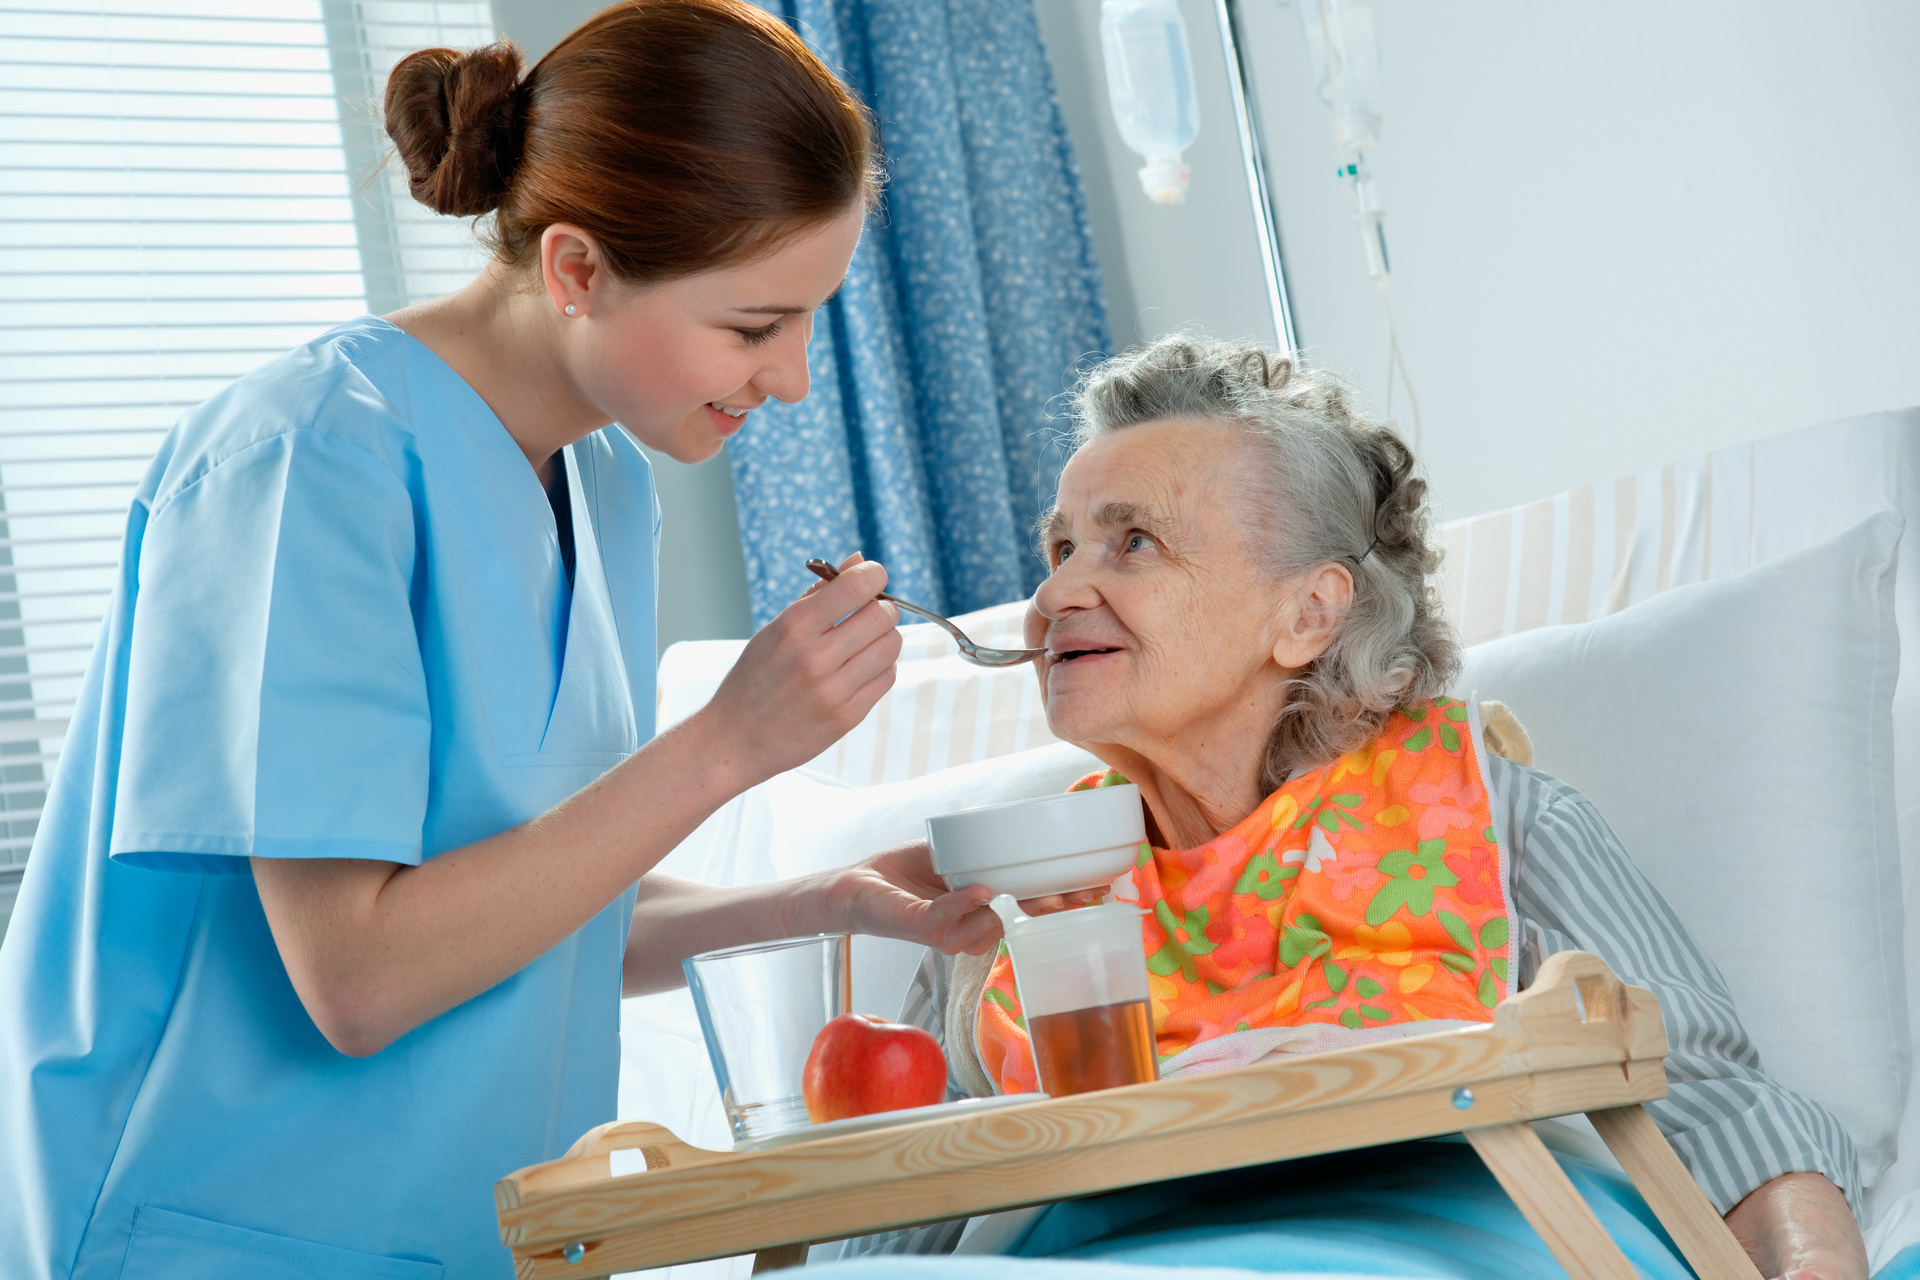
top-left (1297, 0), bottom-right (1380, 156)
top-left (1099, 0), bottom-right (1200, 204)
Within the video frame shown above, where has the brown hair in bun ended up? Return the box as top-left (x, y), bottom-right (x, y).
top-left (382, 0), bottom-right (878, 284)
top-left (385, 43), bottom-right (525, 217)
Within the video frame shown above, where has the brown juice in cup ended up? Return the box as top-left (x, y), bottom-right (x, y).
top-left (1029, 998), bottom-right (1157, 1096)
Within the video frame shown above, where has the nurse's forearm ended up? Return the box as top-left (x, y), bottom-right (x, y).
top-left (620, 843), bottom-right (1003, 996)
top-left (255, 710), bottom-right (764, 1057)
top-left (620, 872), bottom-right (831, 996)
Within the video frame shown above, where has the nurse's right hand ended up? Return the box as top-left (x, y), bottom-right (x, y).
top-left (695, 555), bottom-right (901, 790)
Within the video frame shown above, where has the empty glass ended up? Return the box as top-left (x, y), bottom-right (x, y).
top-left (683, 933), bottom-right (853, 1145)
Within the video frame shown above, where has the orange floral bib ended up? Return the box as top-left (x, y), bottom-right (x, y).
top-left (977, 697), bottom-right (1514, 1095)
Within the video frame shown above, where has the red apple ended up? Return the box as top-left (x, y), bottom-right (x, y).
top-left (802, 1013), bottom-right (947, 1122)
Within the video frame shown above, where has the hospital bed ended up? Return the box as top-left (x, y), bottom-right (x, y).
top-left (592, 407), bottom-right (1920, 1276)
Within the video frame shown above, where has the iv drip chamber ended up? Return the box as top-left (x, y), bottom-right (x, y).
top-left (1100, 0), bottom-right (1201, 204)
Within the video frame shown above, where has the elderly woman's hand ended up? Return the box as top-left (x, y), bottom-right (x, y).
top-left (1724, 1172), bottom-right (1867, 1280)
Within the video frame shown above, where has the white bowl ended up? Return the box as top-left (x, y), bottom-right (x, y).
top-left (925, 783), bottom-right (1146, 899)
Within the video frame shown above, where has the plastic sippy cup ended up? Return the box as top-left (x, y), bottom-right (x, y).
top-left (990, 895), bottom-right (1159, 1096)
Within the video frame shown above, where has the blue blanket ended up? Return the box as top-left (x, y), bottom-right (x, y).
top-left (803, 1139), bottom-right (1694, 1279)
top-left (1879, 1246), bottom-right (1920, 1279)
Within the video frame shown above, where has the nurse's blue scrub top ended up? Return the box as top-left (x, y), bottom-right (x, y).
top-left (0, 317), bottom-right (659, 1279)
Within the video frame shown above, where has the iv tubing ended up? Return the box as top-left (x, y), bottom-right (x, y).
top-left (1314, 0), bottom-right (1423, 449)
top-left (1376, 273), bottom-right (1422, 435)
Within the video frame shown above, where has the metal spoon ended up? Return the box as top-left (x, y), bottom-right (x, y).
top-left (804, 558), bottom-right (1047, 668)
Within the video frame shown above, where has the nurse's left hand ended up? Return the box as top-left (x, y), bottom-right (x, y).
top-left (825, 841), bottom-right (1004, 956)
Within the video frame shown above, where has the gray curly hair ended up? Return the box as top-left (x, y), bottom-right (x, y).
top-left (1061, 334), bottom-right (1459, 792)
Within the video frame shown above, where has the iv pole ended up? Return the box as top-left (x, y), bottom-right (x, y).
top-left (1212, 0), bottom-right (1298, 357)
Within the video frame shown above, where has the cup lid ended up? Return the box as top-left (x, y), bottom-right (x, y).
top-left (926, 783), bottom-right (1146, 874)
top-left (994, 895), bottom-right (1146, 942)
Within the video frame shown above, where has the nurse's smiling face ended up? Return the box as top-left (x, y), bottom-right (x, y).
top-left (547, 204), bottom-right (866, 464)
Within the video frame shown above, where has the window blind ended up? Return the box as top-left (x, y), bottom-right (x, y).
top-left (0, 0), bottom-right (493, 884)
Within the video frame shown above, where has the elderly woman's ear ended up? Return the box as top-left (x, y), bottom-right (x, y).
top-left (1271, 562), bottom-right (1355, 671)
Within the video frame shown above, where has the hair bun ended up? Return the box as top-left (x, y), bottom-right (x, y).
top-left (384, 42), bottom-right (525, 216)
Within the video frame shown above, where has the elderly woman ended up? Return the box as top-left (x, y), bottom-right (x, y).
top-left (825, 337), bottom-right (1867, 1280)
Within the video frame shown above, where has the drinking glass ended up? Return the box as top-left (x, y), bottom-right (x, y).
top-left (683, 933), bottom-right (852, 1145)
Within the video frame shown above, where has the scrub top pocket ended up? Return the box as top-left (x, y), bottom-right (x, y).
top-left (121, 1205), bottom-right (446, 1280)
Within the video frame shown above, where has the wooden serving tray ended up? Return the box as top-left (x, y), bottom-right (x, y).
top-left (496, 951), bottom-right (1759, 1280)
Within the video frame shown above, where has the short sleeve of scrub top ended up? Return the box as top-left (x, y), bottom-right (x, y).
top-left (0, 317), bottom-right (658, 1280)
top-left (112, 427), bottom-right (432, 873)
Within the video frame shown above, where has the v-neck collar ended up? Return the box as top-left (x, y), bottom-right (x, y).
top-left (537, 442), bottom-right (638, 756)
top-left (544, 458), bottom-right (576, 588)
top-left (361, 317), bottom-right (639, 762)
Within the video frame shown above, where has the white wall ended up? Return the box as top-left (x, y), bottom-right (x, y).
top-left (635, 445), bottom-right (754, 655)
top-left (1040, 0), bottom-right (1920, 521)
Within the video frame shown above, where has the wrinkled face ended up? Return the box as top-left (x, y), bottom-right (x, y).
top-left (1028, 419), bottom-right (1291, 754)
top-left (568, 204), bottom-right (866, 463)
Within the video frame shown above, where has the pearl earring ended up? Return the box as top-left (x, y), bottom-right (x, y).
top-left (564, 304), bottom-right (577, 317)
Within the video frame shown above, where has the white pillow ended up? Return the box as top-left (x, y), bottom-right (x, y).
top-left (1457, 511), bottom-right (1906, 1183)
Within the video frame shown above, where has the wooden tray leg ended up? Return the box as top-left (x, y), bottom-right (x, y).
top-left (1466, 1123), bottom-right (1638, 1280)
top-left (1587, 1104), bottom-right (1761, 1279)
top-left (751, 1242), bottom-right (810, 1273)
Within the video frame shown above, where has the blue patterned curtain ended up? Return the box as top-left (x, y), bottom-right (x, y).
top-left (730, 0), bottom-right (1110, 625)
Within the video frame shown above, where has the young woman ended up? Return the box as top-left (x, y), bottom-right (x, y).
top-left (0, 3), bottom-right (1000, 1277)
